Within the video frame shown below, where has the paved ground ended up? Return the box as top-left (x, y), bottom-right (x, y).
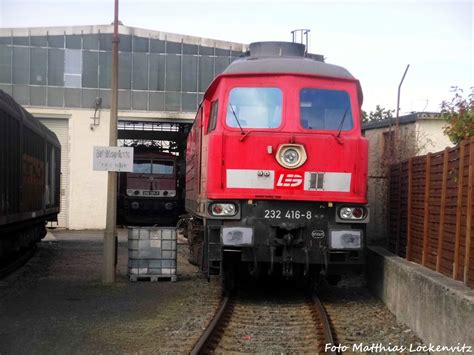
top-left (0, 229), bottom-right (429, 355)
top-left (0, 229), bottom-right (220, 354)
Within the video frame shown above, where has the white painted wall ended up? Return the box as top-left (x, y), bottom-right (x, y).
top-left (69, 109), bottom-right (110, 229)
top-left (416, 119), bottom-right (454, 155)
top-left (29, 107), bottom-right (109, 229)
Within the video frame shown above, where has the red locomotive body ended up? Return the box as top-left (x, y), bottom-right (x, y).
top-left (118, 150), bottom-right (184, 225)
top-left (185, 42), bottom-right (369, 285)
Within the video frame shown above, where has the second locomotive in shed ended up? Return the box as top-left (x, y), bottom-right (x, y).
top-left (118, 149), bottom-right (184, 226)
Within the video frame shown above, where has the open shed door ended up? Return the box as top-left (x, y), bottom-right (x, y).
top-left (38, 118), bottom-right (69, 228)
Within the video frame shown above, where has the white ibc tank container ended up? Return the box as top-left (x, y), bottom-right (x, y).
top-left (128, 227), bottom-right (177, 281)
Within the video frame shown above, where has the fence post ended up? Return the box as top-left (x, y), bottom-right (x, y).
top-left (422, 153), bottom-right (432, 266)
top-left (464, 138), bottom-right (473, 285)
top-left (387, 166), bottom-right (392, 250)
top-left (407, 158), bottom-right (413, 261)
top-left (453, 142), bottom-right (465, 279)
top-left (395, 163), bottom-right (403, 256)
top-left (436, 148), bottom-right (449, 272)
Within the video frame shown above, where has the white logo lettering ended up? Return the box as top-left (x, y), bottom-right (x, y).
top-left (276, 174), bottom-right (303, 187)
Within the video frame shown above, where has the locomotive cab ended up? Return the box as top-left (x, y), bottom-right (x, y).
top-left (185, 42), bottom-right (368, 286)
top-left (118, 150), bottom-right (183, 225)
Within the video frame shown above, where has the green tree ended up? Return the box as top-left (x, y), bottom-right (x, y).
top-left (441, 87), bottom-right (474, 144)
top-left (362, 105), bottom-right (394, 124)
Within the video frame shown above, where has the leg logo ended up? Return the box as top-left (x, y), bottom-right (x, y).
top-left (276, 174), bottom-right (303, 187)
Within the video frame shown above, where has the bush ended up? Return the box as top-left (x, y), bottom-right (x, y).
top-left (442, 87), bottom-right (474, 144)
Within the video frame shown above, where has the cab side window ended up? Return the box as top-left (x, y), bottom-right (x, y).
top-left (207, 100), bottom-right (218, 133)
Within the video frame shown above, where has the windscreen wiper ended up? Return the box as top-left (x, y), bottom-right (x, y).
top-left (336, 107), bottom-right (349, 138)
top-left (329, 106), bottom-right (349, 145)
top-left (229, 102), bottom-right (245, 135)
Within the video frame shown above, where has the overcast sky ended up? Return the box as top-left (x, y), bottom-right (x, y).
top-left (0, 0), bottom-right (472, 114)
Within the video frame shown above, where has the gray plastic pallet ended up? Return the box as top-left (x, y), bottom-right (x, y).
top-left (129, 274), bottom-right (177, 282)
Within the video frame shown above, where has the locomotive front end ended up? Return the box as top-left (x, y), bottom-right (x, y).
top-left (119, 151), bottom-right (183, 225)
top-left (185, 42), bottom-right (369, 285)
top-left (211, 199), bottom-right (368, 280)
top-left (203, 124), bottom-right (369, 281)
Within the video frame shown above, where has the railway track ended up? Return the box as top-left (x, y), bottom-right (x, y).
top-left (191, 290), bottom-right (337, 354)
top-left (0, 246), bottom-right (36, 280)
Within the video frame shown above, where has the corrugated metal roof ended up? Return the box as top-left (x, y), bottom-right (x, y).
top-left (0, 24), bottom-right (248, 52)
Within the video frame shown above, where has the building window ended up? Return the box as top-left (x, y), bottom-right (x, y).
top-left (99, 51), bottom-right (111, 88)
top-left (13, 47), bottom-right (29, 84)
top-left (82, 51), bottom-right (98, 88)
top-left (64, 49), bottom-right (82, 88)
top-left (30, 47), bottom-right (47, 85)
top-left (48, 49), bottom-right (64, 86)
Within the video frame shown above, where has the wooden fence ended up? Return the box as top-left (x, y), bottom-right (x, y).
top-left (388, 137), bottom-right (474, 288)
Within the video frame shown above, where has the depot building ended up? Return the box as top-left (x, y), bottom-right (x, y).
top-left (0, 25), bottom-right (247, 229)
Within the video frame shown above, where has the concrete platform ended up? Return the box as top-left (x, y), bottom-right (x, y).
top-left (0, 229), bottom-right (220, 354)
top-left (368, 246), bottom-right (474, 351)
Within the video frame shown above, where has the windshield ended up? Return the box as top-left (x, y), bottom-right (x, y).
top-left (133, 160), bottom-right (174, 174)
top-left (226, 87), bottom-right (282, 129)
top-left (133, 160), bottom-right (152, 174)
top-left (300, 88), bottom-right (353, 131)
top-left (152, 161), bottom-right (174, 174)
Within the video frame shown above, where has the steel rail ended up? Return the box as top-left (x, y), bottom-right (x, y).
top-left (312, 294), bottom-right (337, 355)
top-left (190, 294), bottom-right (230, 355)
top-left (0, 246), bottom-right (36, 280)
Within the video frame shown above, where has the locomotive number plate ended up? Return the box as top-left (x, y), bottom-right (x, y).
top-left (263, 209), bottom-right (313, 220)
top-left (143, 191), bottom-right (161, 196)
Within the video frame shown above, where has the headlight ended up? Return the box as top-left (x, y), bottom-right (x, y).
top-left (330, 230), bottom-right (362, 249)
top-left (209, 203), bottom-right (237, 216)
top-left (283, 148), bottom-right (299, 165)
top-left (275, 144), bottom-right (307, 169)
top-left (340, 207), bottom-right (352, 219)
top-left (127, 189), bottom-right (141, 196)
top-left (338, 206), bottom-right (367, 220)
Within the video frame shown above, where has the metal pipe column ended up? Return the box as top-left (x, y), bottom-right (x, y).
top-left (103, 0), bottom-right (119, 284)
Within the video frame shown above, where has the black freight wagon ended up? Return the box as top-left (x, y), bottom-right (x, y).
top-left (0, 90), bottom-right (61, 259)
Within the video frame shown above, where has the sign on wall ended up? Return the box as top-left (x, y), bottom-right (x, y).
top-left (93, 146), bottom-right (134, 172)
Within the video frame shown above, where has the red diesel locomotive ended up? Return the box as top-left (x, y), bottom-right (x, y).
top-left (184, 42), bottom-right (368, 285)
top-left (118, 149), bottom-right (184, 225)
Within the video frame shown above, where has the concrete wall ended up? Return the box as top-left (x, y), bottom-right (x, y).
top-left (368, 247), bottom-right (474, 349)
top-left (366, 177), bottom-right (388, 245)
top-left (364, 128), bottom-right (389, 245)
top-left (364, 124), bottom-right (418, 245)
top-left (364, 119), bottom-right (452, 246)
